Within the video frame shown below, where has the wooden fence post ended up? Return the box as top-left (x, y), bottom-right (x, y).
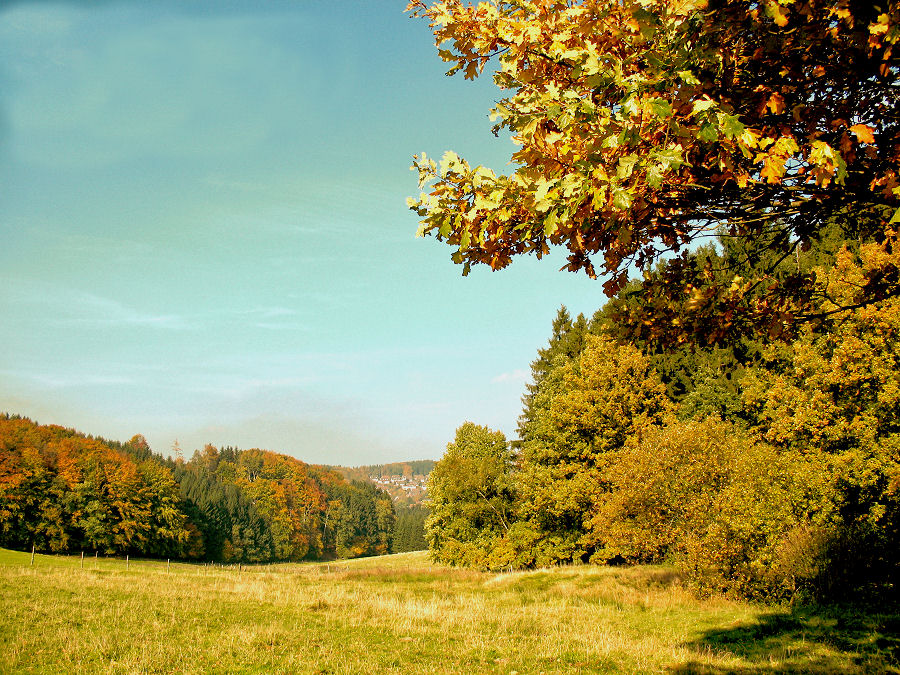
top-left (81, 551), bottom-right (84, 569)
top-left (31, 544), bottom-right (35, 566)
top-left (126, 554), bottom-right (129, 570)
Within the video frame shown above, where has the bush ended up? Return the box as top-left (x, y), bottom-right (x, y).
top-left (587, 416), bottom-right (857, 601)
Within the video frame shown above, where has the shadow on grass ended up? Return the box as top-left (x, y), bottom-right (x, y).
top-left (671, 601), bottom-right (900, 674)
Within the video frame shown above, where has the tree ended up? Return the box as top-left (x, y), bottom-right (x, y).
top-left (393, 504), bottom-right (428, 552)
top-left (408, 0), bottom-right (900, 342)
top-left (425, 422), bottom-right (515, 567)
top-left (514, 334), bottom-right (672, 562)
top-left (738, 242), bottom-right (900, 592)
top-left (592, 416), bottom-right (841, 600)
top-left (518, 305), bottom-right (592, 440)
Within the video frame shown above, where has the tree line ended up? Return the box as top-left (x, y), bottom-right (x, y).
top-left (410, 0), bottom-right (899, 603)
top-left (426, 232), bottom-right (900, 602)
top-left (0, 415), bottom-right (395, 563)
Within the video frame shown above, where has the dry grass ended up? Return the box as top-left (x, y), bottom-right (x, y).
top-left (0, 548), bottom-right (896, 674)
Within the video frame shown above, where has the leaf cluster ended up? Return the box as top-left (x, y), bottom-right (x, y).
top-left (409, 0), bottom-right (900, 340)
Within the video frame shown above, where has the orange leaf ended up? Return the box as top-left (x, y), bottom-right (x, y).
top-left (767, 2), bottom-right (789, 27)
top-left (761, 156), bottom-right (786, 183)
top-left (767, 92), bottom-right (785, 114)
top-left (849, 124), bottom-right (875, 144)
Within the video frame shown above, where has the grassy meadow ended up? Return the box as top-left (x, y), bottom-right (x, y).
top-left (0, 548), bottom-right (897, 674)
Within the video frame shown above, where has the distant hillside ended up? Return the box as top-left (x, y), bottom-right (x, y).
top-left (0, 414), bottom-right (394, 562)
top-left (328, 460), bottom-right (436, 505)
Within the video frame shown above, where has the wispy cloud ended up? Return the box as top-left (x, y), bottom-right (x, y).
top-left (203, 306), bottom-right (310, 331)
top-left (62, 292), bottom-right (190, 329)
top-left (0, 368), bottom-right (136, 389)
top-left (4, 281), bottom-right (190, 330)
top-left (490, 369), bottom-right (529, 385)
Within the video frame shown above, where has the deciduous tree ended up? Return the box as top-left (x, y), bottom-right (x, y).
top-left (408, 0), bottom-right (900, 341)
top-left (515, 334), bottom-right (672, 562)
top-left (426, 422), bottom-right (515, 567)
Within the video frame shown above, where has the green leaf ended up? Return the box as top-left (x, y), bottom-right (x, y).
top-left (521, 118), bottom-right (539, 138)
top-left (889, 206), bottom-right (900, 225)
top-left (719, 113), bottom-right (746, 139)
top-left (648, 98), bottom-right (673, 119)
top-left (655, 146), bottom-right (684, 171)
top-left (602, 133), bottom-right (621, 149)
top-left (698, 123), bottom-right (719, 142)
top-left (646, 165), bottom-right (664, 190)
top-left (623, 96), bottom-right (641, 116)
top-left (691, 99), bottom-right (717, 116)
top-left (612, 187), bottom-right (633, 210)
top-left (632, 8), bottom-right (657, 38)
top-left (586, 73), bottom-right (608, 88)
top-left (543, 210), bottom-right (560, 236)
top-left (460, 228), bottom-right (471, 250)
top-left (617, 154), bottom-right (640, 179)
top-left (677, 70), bottom-right (701, 85)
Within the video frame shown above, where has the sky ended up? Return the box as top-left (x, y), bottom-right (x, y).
top-left (0, 0), bottom-right (606, 465)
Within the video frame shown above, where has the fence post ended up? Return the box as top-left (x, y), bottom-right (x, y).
top-left (126, 554), bottom-right (129, 570)
top-left (167, 559), bottom-right (170, 574)
top-left (81, 551), bottom-right (84, 569)
top-left (31, 544), bottom-right (35, 566)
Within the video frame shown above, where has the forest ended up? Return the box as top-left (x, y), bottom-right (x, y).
top-left (331, 461), bottom-right (432, 552)
top-left (411, 0), bottom-right (900, 604)
top-left (426, 231), bottom-right (900, 602)
top-left (334, 460), bottom-right (436, 481)
top-left (0, 415), bottom-right (396, 563)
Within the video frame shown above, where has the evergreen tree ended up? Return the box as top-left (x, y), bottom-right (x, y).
top-left (518, 306), bottom-right (591, 442)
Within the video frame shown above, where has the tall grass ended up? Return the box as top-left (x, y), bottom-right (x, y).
top-left (0, 548), bottom-right (895, 673)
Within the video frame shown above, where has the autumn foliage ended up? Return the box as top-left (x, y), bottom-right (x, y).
top-left (425, 242), bottom-right (900, 600)
top-left (409, 0), bottom-right (900, 341)
top-left (0, 416), bottom-right (394, 563)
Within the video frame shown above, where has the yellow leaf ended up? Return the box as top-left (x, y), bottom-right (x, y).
top-left (850, 124), bottom-right (876, 145)
top-left (870, 13), bottom-right (890, 35)
top-left (767, 92), bottom-right (785, 114)
top-left (761, 155), bottom-right (786, 183)
top-left (766, 1), bottom-right (789, 27)
top-left (691, 98), bottom-right (717, 116)
top-left (739, 128), bottom-right (760, 149)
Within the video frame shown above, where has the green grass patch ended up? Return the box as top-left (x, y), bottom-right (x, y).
top-left (0, 548), bottom-right (896, 673)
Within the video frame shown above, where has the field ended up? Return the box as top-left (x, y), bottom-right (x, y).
top-left (0, 548), bottom-right (897, 674)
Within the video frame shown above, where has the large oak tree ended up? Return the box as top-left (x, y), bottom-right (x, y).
top-left (408, 0), bottom-right (900, 342)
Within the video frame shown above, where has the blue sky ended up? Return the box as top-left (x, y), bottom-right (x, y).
top-left (0, 0), bottom-right (604, 464)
